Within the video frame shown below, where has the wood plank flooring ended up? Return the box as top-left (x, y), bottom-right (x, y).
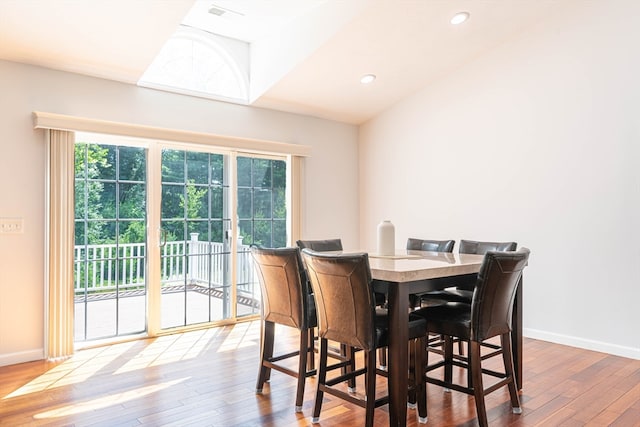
top-left (0, 321), bottom-right (638, 426)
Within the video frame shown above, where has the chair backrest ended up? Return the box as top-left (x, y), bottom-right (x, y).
top-left (301, 249), bottom-right (376, 351)
top-left (406, 238), bottom-right (455, 252)
top-left (251, 246), bottom-right (311, 330)
top-left (296, 239), bottom-right (343, 252)
top-left (296, 239), bottom-right (343, 294)
top-left (459, 239), bottom-right (517, 255)
top-left (470, 248), bottom-right (530, 341)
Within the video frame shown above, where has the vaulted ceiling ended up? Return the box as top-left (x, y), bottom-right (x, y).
top-left (0, 0), bottom-right (560, 124)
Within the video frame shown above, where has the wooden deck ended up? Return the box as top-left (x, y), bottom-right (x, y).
top-left (74, 288), bottom-right (260, 342)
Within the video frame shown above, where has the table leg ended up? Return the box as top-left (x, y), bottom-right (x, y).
top-left (387, 283), bottom-right (408, 427)
top-left (512, 276), bottom-right (523, 389)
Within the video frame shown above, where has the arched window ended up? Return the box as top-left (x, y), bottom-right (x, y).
top-left (139, 26), bottom-right (249, 103)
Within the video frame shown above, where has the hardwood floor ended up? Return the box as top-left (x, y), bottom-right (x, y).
top-left (1, 321), bottom-right (638, 426)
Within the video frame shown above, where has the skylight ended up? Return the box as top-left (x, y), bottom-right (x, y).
top-left (137, 0), bottom-right (327, 105)
top-left (138, 26), bottom-right (249, 103)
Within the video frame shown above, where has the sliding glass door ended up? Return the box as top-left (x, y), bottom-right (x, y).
top-left (74, 134), bottom-right (289, 342)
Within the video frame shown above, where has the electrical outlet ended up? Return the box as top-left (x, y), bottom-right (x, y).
top-left (0, 218), bottom-right (24, 234)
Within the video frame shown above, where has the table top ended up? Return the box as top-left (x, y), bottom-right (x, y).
top-left (367, 250), bottom-right (484, 282)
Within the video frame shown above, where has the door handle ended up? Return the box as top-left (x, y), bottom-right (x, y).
top-left (159, 228), bottom-right (167, 248)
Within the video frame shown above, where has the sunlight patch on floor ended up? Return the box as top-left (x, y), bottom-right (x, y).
top-left (116, 327), bottom-right (225, 372)
top-left (4, 341), bottom-right (140, 398)
top-left (217, 321), bottom-right (260, 352)
top-left (33, 378), bottom-right (188, 418)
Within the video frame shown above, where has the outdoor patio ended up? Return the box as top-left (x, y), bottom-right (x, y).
top-left (74, 237), bottom-right (260, 342)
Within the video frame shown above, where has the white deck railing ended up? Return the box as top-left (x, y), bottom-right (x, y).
top-left (74, 234), bottom-right (254, 294)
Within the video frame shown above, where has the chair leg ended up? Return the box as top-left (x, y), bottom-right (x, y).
top-left (501, 333), bottom-right (522, 414)
top-left (466, 340), bottom-right (472, 388)
top-left (307, 328), bottom-right (315, 371)
top-left (312, 339), bottom-right (329, 423)
top-left (424, 334), bottom-right (431, 417)
top-left (365, 349), bottom-right (377, 427)
top-left (415, 336), bottom-right (428, 423)
top-left (443, 335), bottom-right (454, 387)
top-left (295, 329), bottom-right (309, 412)
top-left (345, 345), bottom-right (357, 392)
top-left (256, 321), bottom-right (275, 393)
top-left (408, 342), bottom-right (417, 409)
top-left (470, 340), bottom-right (488, 427)
top-left (379, 347), bottom-right (387, 370)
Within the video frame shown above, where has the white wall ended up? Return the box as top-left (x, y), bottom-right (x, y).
top-left (0, 60), bottom-right (359, 366)
top-left (359, 0), bottom-right (640, 359)
top-left (250, 0), bottom-right (367, 103)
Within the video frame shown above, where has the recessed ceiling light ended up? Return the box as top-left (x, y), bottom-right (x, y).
top-left (360, 74), bottom-right (376, 84)
top-left (208, 4), bottom-right (243, 18)
top-left (450, 12), bottom-right (470, 25)
top-left (208, 6), bottom-right (226, 16)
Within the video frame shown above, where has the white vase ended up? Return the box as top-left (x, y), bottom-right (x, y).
top-left (377, 220), bottom-right (395, 256)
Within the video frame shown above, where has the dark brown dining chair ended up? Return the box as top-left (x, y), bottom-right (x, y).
top-left (251, 246), bottom-right (317, 412)
top-left (412, 248), bottom-right (530, 427)
top-left (296, 238), bottom-right (361, 390)
top-left (417, 240), bottom-right (518, 359)
top-left (296, 238), bottom-right (343, 252)
top-left (406, 238), bottom-right (456, 309)
top-left (406, 238), bottom-right (455, 253)
top-left (399, 237), bottom-right (457, 391)
top-left (301, 249), bottom-right (428, 426)
top-left (418, 239), bottom-right (517, 306)
top-left (298, 238), bottom-right (389, 372)
top-left (297, 238), bottom-right (386, 308)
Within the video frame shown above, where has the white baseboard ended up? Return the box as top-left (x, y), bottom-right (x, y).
top-left (0, 349), bottom-right (44, 367)
top-left (524, 328), bottom-right (640, 360)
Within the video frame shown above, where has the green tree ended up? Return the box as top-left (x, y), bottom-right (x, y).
top-left (237, 157), bottom-right (287, 247)
top-left (75, 143), bottom-right (110, 245)
top-left (183, 180), bottom-right (207, 219)
top-left (75, 143), bottom-right (147, 245)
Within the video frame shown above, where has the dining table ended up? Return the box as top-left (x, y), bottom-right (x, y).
top-left (368, 249), bottom-right (524, 427)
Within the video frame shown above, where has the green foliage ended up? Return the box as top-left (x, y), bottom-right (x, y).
top-left (120, 221), bottom-right (146, 244)
top-left (75, 144), bottom-right (289, 283)
top-left (237, 156), bottom-right (287, 248)
top-left (183, 180), bottom-right (207, 219)
top-left (75, 143), bottom-right (147, 246)
top-left (75, 143), bottom-right (109, 245)
top-left (75, 143), bottom-right (109, 178)
top-left (75, 143), bottom-right (147, 288)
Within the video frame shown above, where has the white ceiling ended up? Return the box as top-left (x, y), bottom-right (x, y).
top-left (0, 0), bottom-right (559, 124)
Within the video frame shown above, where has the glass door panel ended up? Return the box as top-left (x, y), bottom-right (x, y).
top-left (236, 156), bottom-right (287, 318)
top-left (160, 149), bottom-right (231, 329)
top-left (74, 143), bottom-right (147, 342)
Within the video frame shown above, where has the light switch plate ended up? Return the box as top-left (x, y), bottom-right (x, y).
top-left (0, 218), bottom-right (24, 234)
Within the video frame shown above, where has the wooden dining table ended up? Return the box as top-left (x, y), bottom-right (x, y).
top-left (368, 249), bottom-right (524, 427)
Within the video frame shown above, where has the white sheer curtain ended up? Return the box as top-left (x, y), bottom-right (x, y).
top-left (45, 129), bottom-right (75, 360)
